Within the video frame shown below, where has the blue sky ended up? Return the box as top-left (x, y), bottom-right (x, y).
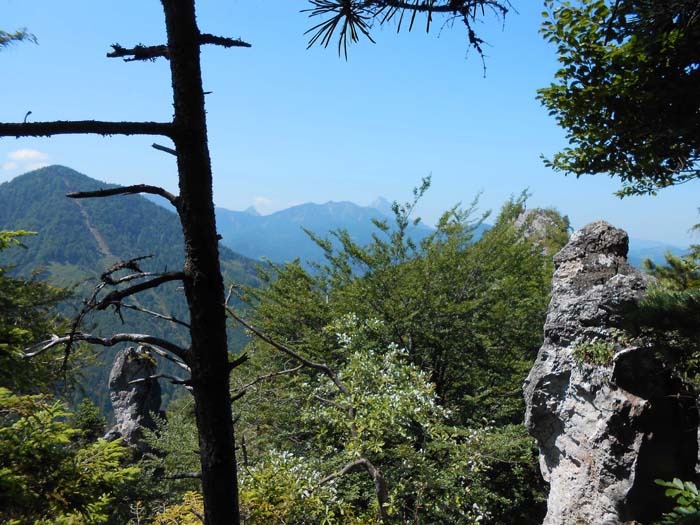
top-left (1, 0), bottom-right (697, 245)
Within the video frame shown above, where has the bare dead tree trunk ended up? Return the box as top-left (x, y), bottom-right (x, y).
top-left (161, 1), bottom-right (239, 523)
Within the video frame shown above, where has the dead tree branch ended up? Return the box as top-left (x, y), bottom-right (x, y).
top-left (26, 332), bottom-right (188, 360)
top-left (108, 34), bottom-right (250, 62)
top-left (121, 303), bottom-right (190, 328)
top-left (108, 43), bottom-right (169, 61)
top-left (200, 33), bottom-right (251, 49)
top-left (139, 344), bottom-right (191, 373)
top-left (225, 307), bottom-right (349, 396)
top-left (152, 143), bottom-right (177, 156)
top-left (130, 373), bottom-right (191, 387)
top-left (231, 364), bottom-right (303, 401)
top-left (95, 271), bottom-right (185, 310)
top-left (101, 255), bottom-right (152, 282)
top-left (68, 184), bottom-right (179, 208)
top-left (0, 120), bottom-right (174, 138)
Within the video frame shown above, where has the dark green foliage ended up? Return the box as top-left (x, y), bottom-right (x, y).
top-left (539, 0), bottom-right (700, 196)
top-left (72, 398), bottom-right (106, 443)
top-left (656, 478), bottom-right (700, 524)
top-left (0, 231), bottom-right (78, 394)
top-left (0, 388), bottom-right (138, 524)
top-left (245, 191), bottom-right (559, 426)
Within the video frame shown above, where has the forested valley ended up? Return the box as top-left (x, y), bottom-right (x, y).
top-left (0, 167), bottom-right (567, 523)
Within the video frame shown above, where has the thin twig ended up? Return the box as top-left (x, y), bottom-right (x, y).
top-left (225, 307), bottom-right (349, 396)
top-left (129, 373), bottom-right (191, 387)
top-left (121, 303), bottom-right (190, 328)
top-left (101, 256), bottom-right (153, 283)
top-left (231, 364), bottom-right (303, 400)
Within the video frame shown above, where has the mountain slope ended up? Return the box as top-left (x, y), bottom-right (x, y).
top-left (0, 165), bottom-right (259, 410)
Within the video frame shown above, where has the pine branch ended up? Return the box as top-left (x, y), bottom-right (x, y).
top-left (0, 120), bottom-right (174, 138)
top-left (108, 43), bottom-right (169, 61)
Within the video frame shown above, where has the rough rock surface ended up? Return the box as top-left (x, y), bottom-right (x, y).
top-left (523, 221), bottom-right (697, 525)
top-left (515, 208), bottom-right (560, 241)
top-left (105, 346), bottom-right (161, 449)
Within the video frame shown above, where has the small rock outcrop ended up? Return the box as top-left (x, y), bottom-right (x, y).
top-left (523, 221), bottom-right (697, 525)
top-left (105, 346), bottom-right (161, 449)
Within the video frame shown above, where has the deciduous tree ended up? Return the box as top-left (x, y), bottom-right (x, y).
top-left (539, 0), bottom-right (700, 196)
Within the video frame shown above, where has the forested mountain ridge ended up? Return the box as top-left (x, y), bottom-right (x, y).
top-left (0, 165), bottom-right (259, 410)
top-left (0, 165), bottom-right (257, 283)
top-left (215, 199), bottom-right (438, 264)
top-left (212, 196), bottom-right (682, 267)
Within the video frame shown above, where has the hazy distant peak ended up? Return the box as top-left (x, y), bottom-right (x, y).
top-left (369, 196), bottom-right (394, 217)
top-left (242, 206), bottom-right (260, 216)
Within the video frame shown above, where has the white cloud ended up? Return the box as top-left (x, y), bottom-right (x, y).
top-left (8, 149), bottom-right (48, 161)
top-left (253, 196), bottom-right (273, 211)
top-left (27, 162), bottom-right (49, 171)
top-left (2, 162), bottom-right (17, 171)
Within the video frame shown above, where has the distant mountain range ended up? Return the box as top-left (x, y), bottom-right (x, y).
top-left (213, 198), bottom-right (685, 269)
top-left (626, 239), bottom-right (688, 268)
top-left (214, 197), bottom-right (440, 264)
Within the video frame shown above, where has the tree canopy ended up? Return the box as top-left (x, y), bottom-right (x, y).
top-left (538, 0), bottom-right (700, 196)
top-left (203, 193), bottom-right (569, 523)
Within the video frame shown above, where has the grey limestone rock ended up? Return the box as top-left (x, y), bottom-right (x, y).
top-left (523, 221), bottom-right (697, 525)
top-left (105, 346), bottom-right (161, 450)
